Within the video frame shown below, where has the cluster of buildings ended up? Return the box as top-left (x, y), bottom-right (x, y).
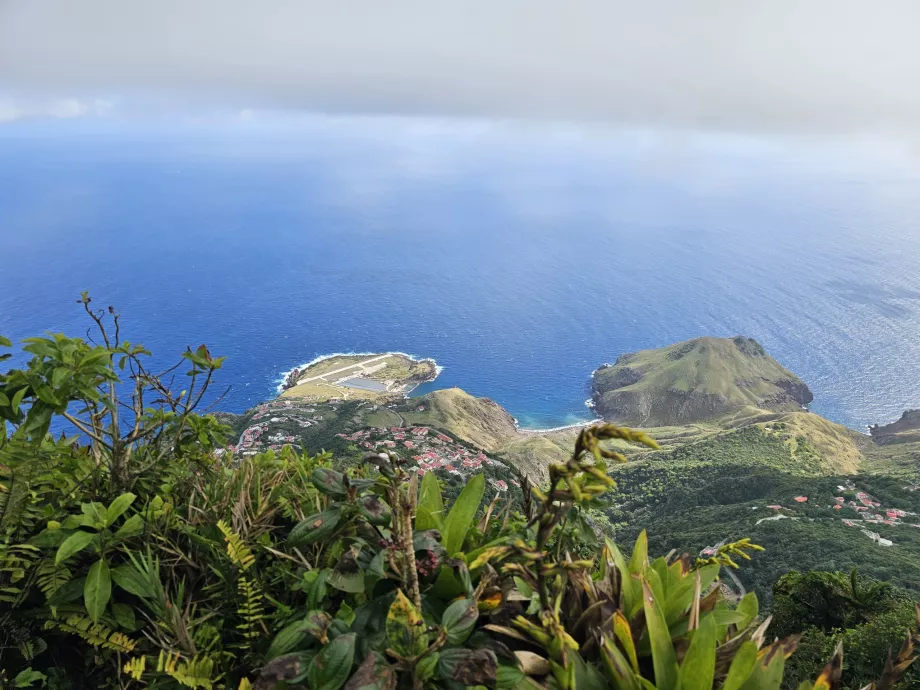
top-left (232, 402), bottom-right (327, 455)
top-left (764, 487), bottom-right (920, 547)
top-left (336, 425), bottom-right (519, 485)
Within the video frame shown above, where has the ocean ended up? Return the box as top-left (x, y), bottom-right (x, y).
top-left (1, 116), bottom-right (919, 430)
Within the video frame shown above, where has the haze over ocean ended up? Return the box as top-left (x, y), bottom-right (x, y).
top-left (2, 117), bottom-right (919, 430)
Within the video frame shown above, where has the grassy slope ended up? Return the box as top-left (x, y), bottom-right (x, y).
top-left (592, 336), bottom-right (812, 426)
top-left (400, 388), bottom-right (519, 452)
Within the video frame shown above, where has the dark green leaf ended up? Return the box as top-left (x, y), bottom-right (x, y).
top-left (267, 618), bottom-right (311, 660)
top-left (441, 598), bottom-right (478, 645)
top-left (438, 648), bottom-right (497, 686)
top-left (111, 564), bottom-right (154, 599)
top-left (307, 633), bottom-right (356, 690)
top-left (289, 507), bottom-right (342, 546)
top-left (311, 468), bottom-right (347, 497)
top-left (356, 495), bottom-right (391, 527)
top-left (112, 603), bottom-right (136, 630)
top-left (84, 559), bottom-right (111, 623)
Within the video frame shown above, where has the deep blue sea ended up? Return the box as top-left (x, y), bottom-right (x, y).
top-left (2, 117), bottom-right (919, 429)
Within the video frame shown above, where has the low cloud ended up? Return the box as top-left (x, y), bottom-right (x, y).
top-left (2, 0), bottom-right (920, 134)
top-left (0, 97), bottom-right (115, 123)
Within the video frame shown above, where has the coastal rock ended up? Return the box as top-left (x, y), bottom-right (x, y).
top-left (590, 336), bottom-right (814, 427)
top-left (869, 409), bottom-right (920, 445)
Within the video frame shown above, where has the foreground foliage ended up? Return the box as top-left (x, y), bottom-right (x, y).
top-left (0, 299), bottom-right (918, 689)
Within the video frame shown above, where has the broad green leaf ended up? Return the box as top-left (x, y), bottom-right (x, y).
top-left (84, 559), bottom-right (111, 623)
top-left (311, 468), bottom-right (347, 497)
top-left (442, 474), bottom-right (484, 555)
top-left (112, 603), bottom-right (136, 630)
top-left (641, 578), bottom-right (678, 690)
top-left (711, 609), bottom-right (748, 627)
top-left (649, 557), bottom-right (669, 595)
top-left (105, 493), bottom-right (136, 526)
top-left (51, 367), bottom-right (71, 388)
top-left (111, 564), bottom-right (154, 599)
top-left (417, 652), bottom-right (440, 681)
top-left (55, 531), bottom-right (95, 565)
top-left (679, 614), bottom-right (716, 690)
top-left (13, 668), bottom-right (47, 687)
top-left (266, 617), bottom-right (310, 660)
top-left (113, 514), bottom-right (145, 541)
top-left (10, 387), bottom-right (27, 415)
top-left (736, 592), bottom-right (759, 629)
top-left (356, 495), bottom-right (391, 526)
top-left (722, 641), bottom-right (758, 690)
top-left (416, 471), bottom-right (445, 530)
top-left (496, 663), bottom-right (525, 690)
top-left (739, 644), bottom-right (786, 690)
top-left (664, 564), bottom-right (719, 625)
top-left (386, 590), bottom-right (428, 657)
top-left (336, 602), bottom-right (356, 627)
top-left (441, 598), bottom-right (478, 645)
top-left (81, 502), bottom-right (107, 527)
top-left (629, 530), bottom-right (648, 575)
top-left (306, 632), bottom-right (356, 690)
top-left (289, 507), bottom-right (342, 546)
top-left (48, 577), bottom-right (85, 605)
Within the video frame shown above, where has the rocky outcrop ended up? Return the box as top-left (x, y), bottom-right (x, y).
top-left (869, 410), bottom-right (920, 445)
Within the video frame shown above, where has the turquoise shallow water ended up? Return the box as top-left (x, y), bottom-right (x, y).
top-left (1, 118), bottom-right (919, 429)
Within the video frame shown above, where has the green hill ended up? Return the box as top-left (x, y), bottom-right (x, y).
top-left (591, 336), bottom-right (813, 426)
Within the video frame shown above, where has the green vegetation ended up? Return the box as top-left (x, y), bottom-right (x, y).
top-left (1, 299), bottom-right (919, 689)
top-left (771, 570), bottom-right (920, 689)
top-left (606, 427), bottom-right (920, 606)
top-left (591, 336), bottom-right (814, 426)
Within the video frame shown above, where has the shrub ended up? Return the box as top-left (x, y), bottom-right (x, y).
top-left (0, 298), bottom-right (917, 689)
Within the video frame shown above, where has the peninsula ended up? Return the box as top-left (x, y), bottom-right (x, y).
top-left (280, 352), bottom-right (438, 401)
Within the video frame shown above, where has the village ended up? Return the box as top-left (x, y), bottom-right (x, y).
top-left (757, 483), bottom-right (920, 547)
top-left (225, 398), bottom-right (516, 494)
top-left (335, 424), bottom-right (517, 492)
top-left (229, 399), bottom-right (330, 455)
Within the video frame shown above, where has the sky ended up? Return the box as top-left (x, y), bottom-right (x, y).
top-left (2, 0), bottom-right (920, 136)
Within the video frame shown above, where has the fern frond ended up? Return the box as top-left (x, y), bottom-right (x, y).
top-left (156, 650), bottom-right (218, 689)
top-left (217, 520), bottom-right (255, 571)
top-left (235, 576), bottom-right (265, 643)
top-left (46, 615), bottom-right (137, 653)
top-left (0, 542), bottom-right (40, 604)
top-left (36, 560), bottom-right (71, 601)
top-left (123, 655), bottom-right (146, 681)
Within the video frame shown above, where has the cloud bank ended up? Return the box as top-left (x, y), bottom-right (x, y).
top-left (2, 0), bottom-right (920, 133)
